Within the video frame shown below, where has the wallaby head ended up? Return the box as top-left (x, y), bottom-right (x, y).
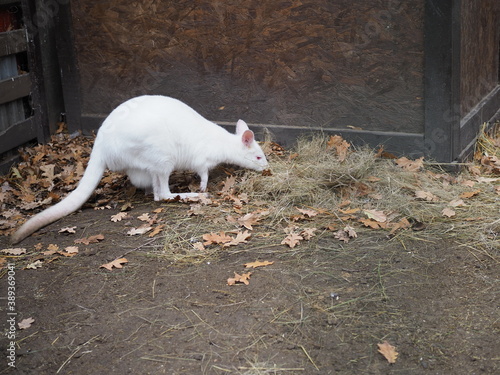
top-left (233, 119), bottom-right (268, 172)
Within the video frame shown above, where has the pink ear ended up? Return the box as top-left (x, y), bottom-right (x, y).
top-left (241, 130), bottom-right (254, 147)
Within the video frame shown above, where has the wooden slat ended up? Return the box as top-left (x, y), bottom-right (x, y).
top-left (0, 73), bottom-right (31, 104)
top-left (0, 116), bottom-right (37, 154)
top-left (0, 29), bottom-right (27, 57)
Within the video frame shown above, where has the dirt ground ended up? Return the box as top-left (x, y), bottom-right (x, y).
top-left (1, 188), bottom-right (498, 375)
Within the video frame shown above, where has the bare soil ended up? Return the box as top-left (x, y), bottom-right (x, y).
top-left (1, 191), bottom-right (498, 374)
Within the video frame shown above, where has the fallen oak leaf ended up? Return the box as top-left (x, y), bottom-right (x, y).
top-left (395, 156), bottom-right (424, 171)
top-left (127, 225), bottom-right (153, 236)
top-left (59, 226), bottom-right (77, 234)
top-left (100, 258), bottom-right (128, 271)
top-left (25, 260), bottom-right (43, 269)
top-left (203, 232), bottom-right (233, 246)
top-left (281, 232), bottom-right (304, 248)
top-left (377, 341), bottom-right (398, 364)
top-left (459, 190), bottom-right (481, 199)
top-left (442, 207), bottom-right (456, 218)
top-left (137, 213), bottom-right (151, 222)
top-left (415, 190), bottom-right (439, 202)
top-left (18, 317), bottom-right (35, 330)
top-left (237, 213), bottom-right (261, 230)
top-left (75, 234), bottom-right (105, 245)
top-left (244, 260), bottom-right (274, 268)
top-left (296, 207), bottom-right (319, 218)
top-left (224, 230), bottom-right (252, 247)
top-left (1, 248), bottom-right (27, 255)
top-left (111, 212), bottom-right (128, 222)
top-left (300, 227), bottom-right (317, 240)
top-left (64, 246), bottom-right (79, 254)
top-left (148, 224), bottom-right (165, 238)
top-left (363, 209), bottom-right (387, 223)
top-left (359, 218), bottom-right (384, 229)
top-left (227, 272), bottom-right (252, 286)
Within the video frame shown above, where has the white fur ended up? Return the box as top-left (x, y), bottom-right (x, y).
top-left (11, 95), bottom-right (268, 244)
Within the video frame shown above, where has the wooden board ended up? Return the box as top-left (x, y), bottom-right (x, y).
top-left (460, 0), bottom-right (500, 116)
top-left (71, 0), bottom-right (425, 133)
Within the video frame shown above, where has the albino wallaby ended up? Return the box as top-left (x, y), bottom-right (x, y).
top-left (11, 95), bottom-right (269, 244)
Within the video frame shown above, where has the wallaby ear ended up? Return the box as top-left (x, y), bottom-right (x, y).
top-left (241, 130), bottom-right (255, 148)
top-left (236, 119), bottom-right (249, 135)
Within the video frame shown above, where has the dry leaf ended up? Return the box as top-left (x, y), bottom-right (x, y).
top-left (449, 199), bottom-right (465, 207)
top-left (378, 341), bottom-right (398, 363)
top-left (192, 242), bottom-right (206, 251)
top-left (459, 190), bottom-right (481, 199)
top-left (18, 317), bottom-right (35, 330)
top-left (111, 212), bottom-right (128, 222)
top-left (224, 230), bottom-right (252, 247)
top-left (100, 258), bottom-right (128, 271)
top-left (415, 190), bottom-right (439, 202)
top-left (335, 225), bottom-right (357, 243)
top-left (75, 234), bottom-right (105, 245)
top-left (359, 218), bottom-right (384, 229)
top-left (137, 213), bottom-right (151, 222)
top-left (59, 226), bottom-right (77, 234)
top-left (388, 217), bottom-right (411, 235)
top-left (1, 248), bottom-right (27, 255)
top-left (363, 209), bottom-right (387, 223)
top-left (442, 208), bottom-right (456, 217)
top-left (296, 207), bottom-right (319, 218)
top-left (395, 156), bottom-right (424, 171)
top-left (64, 246), bottom-right (79, 254)
top-left (227, 272), bottom-right (252, 285)
top-left (127, 225), bottom-right (153, 236)
top-left (281, 232), bottom-right (304, 248)
top-left (203, 232), bottom-right (233, 246)
top-left (301, 227), bottom-right (317, 240)
top-left (47, 244), bottom-right (59, 251)
top-left (238, 213), bottom-right (261, 230)
top-left (327, 135), bottom-right (351, 161)
top-left (244, 260), bottom-right (274, 268)
top-left (148, 224), bottom-right (165, 237)
top-left (26, 260), bottom-right (43, 269)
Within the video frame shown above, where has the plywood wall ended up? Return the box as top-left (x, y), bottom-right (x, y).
top-left (461, 0), bottom-right (500, 116)
top-left (71, 0), bottom-right (425, 133)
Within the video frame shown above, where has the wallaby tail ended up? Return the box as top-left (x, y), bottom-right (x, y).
top-left (11, 154), bottom-right (107, 244)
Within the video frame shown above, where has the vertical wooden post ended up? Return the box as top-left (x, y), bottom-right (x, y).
top-left (424, 0), bottom-right (462, 162)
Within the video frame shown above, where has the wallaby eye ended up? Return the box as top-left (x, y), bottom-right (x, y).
top-left (257, 156), bottom-right (262, 160)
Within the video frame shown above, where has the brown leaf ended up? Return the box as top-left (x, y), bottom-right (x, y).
top-left (296, 207), bottom-right (319, 218)
top-left (359, 218), bottom-right (383, 229)
top-left (75, 234), bottom-right (105, 245)
top-left (100, 258), bottom-right (128, 271)
top-left (415, 190), bottom-right (439, 202)
top-left (395, 156), bottom-right (424, 171)
top-left (203, 232), bottom-right (233, 246)
top-left (335, 225), bottom-right (357, 243)
top-left (237, 213), bottom-right (261, 230)
top-left (281, 232), bottom-right (304, 248)
top-left (127, 225), bottom-right (153, 236)
top-left (224, 230), bottom-right (252, 247)
top-left (137, 213), bottom-right (151, 222)
top-left (111, 212), bottom-right (129, 222)
top-left (363, 209), bottom-right (387, 223)
top-left (377, 341), bottom-right (398, 363)
top-left (244, 260), bottom-right (274, 268)
top-left (192, 242), bottom-right (206, 251)
top-left (148, 224), bottom-right (165, 238)
top-left (327, 135), bottom-right (351, 161)
top-left (459, 190), bottom-right (481, 199)
top-left (300, 228), bottom-right (317, 240)
top-left (227, 272), bottom-right (252, 286)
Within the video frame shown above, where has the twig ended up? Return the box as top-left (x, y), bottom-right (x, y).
top-left (299, 344), bottom-right (319, 371)
top-left (57, 335), bottom-right (100, 373)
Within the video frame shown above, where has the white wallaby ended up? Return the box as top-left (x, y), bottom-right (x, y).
top-left (11, 95), bottom-right (269, 244)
